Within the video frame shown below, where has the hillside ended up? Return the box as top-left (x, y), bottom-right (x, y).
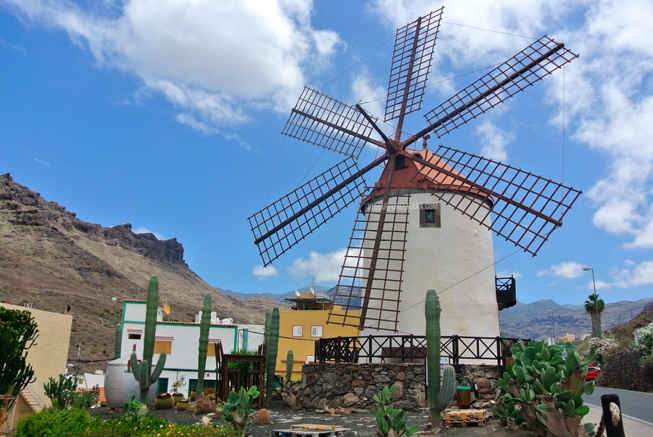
top-left (499, 298), bottom-right (653, 340)
top-left (0, 173), bottom-right (277, 371)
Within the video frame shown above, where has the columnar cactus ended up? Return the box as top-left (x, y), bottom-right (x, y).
top-left (265, 308), bottom-right (280, 406)
top-left (495, 341), bottom-right (596, 436)
top-left (196, 293), bottom-right (212, 395)
top-left (115, 323), bottom-right (122, 359)
top-left (131, 276), bottom-right (166, 404)
top-left (264, 309), bottom-right (271, 346)
top-left (285, 350), bottom-right (294, 382)
top-left (425, 289), bottom-right (455, 424)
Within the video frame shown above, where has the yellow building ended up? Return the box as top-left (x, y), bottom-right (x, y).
top-left (276, 293), bottom-right (359, 381)
top-left (0, 303), bottom-right (72, 433)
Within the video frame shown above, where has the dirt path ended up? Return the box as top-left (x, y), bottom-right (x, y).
top-left (94, 398), bottom-right (535, 437)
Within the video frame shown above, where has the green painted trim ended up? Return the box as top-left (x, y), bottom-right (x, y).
top-left (160, 368), bottom-right (217, 373)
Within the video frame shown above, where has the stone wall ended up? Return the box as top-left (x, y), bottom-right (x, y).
top-left (601, 349), bottom-right (653, 392)
top-left (296, 362), bottom-right (502, 412)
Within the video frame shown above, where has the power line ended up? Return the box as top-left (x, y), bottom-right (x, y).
top-left (442, 21), bottom-right (537, 40)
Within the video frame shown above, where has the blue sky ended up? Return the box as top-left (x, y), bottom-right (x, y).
top-left (2, 0), bottom-right (652, 306)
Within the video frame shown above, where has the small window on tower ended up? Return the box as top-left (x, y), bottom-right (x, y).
top-left (420, 203), bottom-right (441, 228)
top-left (128, 333), bottom-right (141, 340)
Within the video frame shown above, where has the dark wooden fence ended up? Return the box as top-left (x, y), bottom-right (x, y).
top-left (315, 335), bottom-right (527, 366)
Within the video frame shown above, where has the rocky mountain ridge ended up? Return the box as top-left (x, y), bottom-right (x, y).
top-left (0, 173), bottom-right (276, 372)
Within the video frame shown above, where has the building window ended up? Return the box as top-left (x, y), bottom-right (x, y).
top-left (311, 326), bottom-right (323, 338)
top-left (154, 341), bottom-right (172, 355)
top-left (292, 326), bottom-right (303, 337)
top-left (128, 333), bottom-right (142, 340)
top-left (420, 203), bottom-right (441, 228)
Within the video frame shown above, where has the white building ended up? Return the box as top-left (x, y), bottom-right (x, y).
top-left (118, 299), bottom-right (264, 398)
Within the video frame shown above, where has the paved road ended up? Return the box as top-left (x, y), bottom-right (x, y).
top-left (584, 386), bottom-right (653, 424)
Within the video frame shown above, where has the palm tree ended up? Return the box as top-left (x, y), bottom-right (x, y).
top-left (584, 293), bottom-right (605, 338)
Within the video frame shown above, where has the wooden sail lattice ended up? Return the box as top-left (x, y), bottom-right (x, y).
top-left (328, 190), bottom-right (412, 331)
top-left (411, 145), bottom-right (582, 256)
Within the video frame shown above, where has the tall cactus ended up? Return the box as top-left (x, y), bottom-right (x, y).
top-left (264, 309), bottom-right (271, 346)
top-left (131, 276), bottom-right (167, 404)
top-left (196, 293), bottom-right (212, 396)
top-left (265, 308), bottom-right (280, 406)
top-left (115, 323), bottom-right (122, 359)
top-left (285, 350), bottom-right (294, 382)
top-left (425, 289), bottom-right (455, 424)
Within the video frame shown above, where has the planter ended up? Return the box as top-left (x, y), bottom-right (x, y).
top-left (189, 390), bottom-right (196, 402)
top-left (104, 356), bottom-right (157, 408)
top-left (176, 398), bottom-right (191, 411)
top-left (172, 393), bottom-right (184, 405)
top-left (154, 393), bottom-right (174, 410)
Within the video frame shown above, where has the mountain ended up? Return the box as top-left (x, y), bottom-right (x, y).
top-left (499, 298), bottom-right (653, 340)
top-left (216, 285), bottom-right (332, 303)
top-left (0, 173), bottom-right (277, 371)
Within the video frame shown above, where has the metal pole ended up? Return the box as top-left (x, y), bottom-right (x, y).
top-left (75, 343), bottom-right (81, 380)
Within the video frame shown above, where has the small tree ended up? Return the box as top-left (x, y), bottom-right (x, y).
top-left (0, 307), bottom-right (39, 427)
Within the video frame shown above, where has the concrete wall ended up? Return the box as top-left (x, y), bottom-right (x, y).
top-left (278, 307), bottom-right (360, 381)
top-left (360, 191), bottom-right (500, 339)
top-left (0, 303), bottom-right (72, 431)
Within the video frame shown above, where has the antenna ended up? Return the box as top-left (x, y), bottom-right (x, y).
top-left (310, 275), bottom-right (316, 295)
top-left (295, 290), bottom-right (301, 298)
top-left (163, 303), bottom-right (170, 315)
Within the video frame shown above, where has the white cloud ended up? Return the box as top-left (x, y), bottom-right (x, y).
top-left (134, 227), bottom-right (163, 240)
top-left (289, 248), bottom-right (346, 282)
top-left (4, 0), bottom-right (342, 128)
top-left (474, 120), bottom-right (513, 162)
top-left (253, 265), bottom-right (278, 280)
top-left (34, 158), bottom-right (51, 167)
top-left (538, 261), bottom-right (585, 279)
top-left (496, 270), bottom-right (521, 279)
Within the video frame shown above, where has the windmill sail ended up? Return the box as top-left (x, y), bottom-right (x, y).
top-left (282, 87), bottom-right (381, 159)
top-left (404, 36), bottom-right (578, 146)
top-left (409, 146), bottom-right (582, 256)
top-left (385, 8), bottom-right (443, 124)
top-left (328, 190), bottom-right (411, 332)
top-left (249, 157), bottom-right (386, 266)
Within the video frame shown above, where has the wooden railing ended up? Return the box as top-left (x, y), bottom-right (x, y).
top-left (315, 335), bottom-right (528, 366)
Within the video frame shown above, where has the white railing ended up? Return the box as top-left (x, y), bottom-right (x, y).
top-left (24, 377), bottom-right (46, 410)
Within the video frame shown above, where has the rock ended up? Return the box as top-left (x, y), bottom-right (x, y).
top-left (352, 379), bottom-right (366, 388)
top-left (329, 397), bottom-right (342, 409)
top-left (406, 371), bottom-right (415, 379)
top-left (343, 393), bottom-right (359, 407)
top-left (354, 387), bottom-right (364, 396)
top-left (414, 367), bottom-right (424, 374)
top-left (318, 398), bottom-right (329, 410)
top-left (396, 372), bottom-right (406, 381)
top-left (389, 381), bottom-right (403, 399)
top-left (477, 378), bottom-right (491, 388)
top-left (374, 374), bottom-right (391, 383)
top-left (365, 386), bottom-right (379, 400)
top-left (323, 373), bottom-right (337, 383)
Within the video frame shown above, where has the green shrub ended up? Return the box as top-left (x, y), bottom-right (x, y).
top-left (73, 413), bottom-right (171, 437)
top-left (14, 407), bottom-right (95, 437)
top-left (641, 354), bottom-right (653, 376)
top-left (140, 424), bottom-right (240, 437)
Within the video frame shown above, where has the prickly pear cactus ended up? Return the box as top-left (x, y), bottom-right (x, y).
top-left (495, 340), bottom-right (596, 436)
top-left (425, 289), bottom-right (455, 424)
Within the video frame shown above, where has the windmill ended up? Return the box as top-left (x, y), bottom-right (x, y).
top-left (248, 8), bottom-right (581, 337)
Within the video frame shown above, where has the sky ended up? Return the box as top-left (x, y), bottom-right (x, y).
top-left (2, 0), bottom-right (653, 307)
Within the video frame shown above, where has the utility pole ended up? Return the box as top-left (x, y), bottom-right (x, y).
top-left (75, 343), bottom-right (81, 380)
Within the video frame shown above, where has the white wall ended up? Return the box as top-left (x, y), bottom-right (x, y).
top-left (360, 191), bottom-right (500, 339)
top-left (237, 324), bottom-right (265, 352)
